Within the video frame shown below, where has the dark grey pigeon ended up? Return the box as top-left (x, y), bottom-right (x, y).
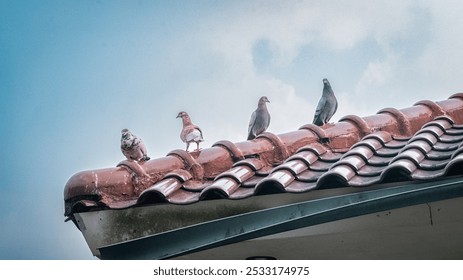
top-left (313, 78), bottom-right (338, 126)
top-left (120, 128), bottom-right (150, 161)
top-left (247, 96), bottom-right (270, 140)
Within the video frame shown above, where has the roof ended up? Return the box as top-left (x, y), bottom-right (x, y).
top-left (64, 93), bottom-right (463, 217)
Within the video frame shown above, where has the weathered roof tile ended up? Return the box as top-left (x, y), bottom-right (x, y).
top-left (64, 94), bottom-right (463, 216)
top-left (201, 177), bottom-right (240, 199)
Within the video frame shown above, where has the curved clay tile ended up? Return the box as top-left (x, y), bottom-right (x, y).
top-left (341, 145), bottom-right (375, 162)
top-left (270, 159), bottom-right (308, 176)
top-left (296, 169), bottom-right (326, 182)
top-left (380, 159), bottom-right (417, 183)
top-left (254, 177), bottom-right (288, 195)
top-left (285, 180), bottom-right (318, 193)
top-left (215, 165), bottom-right (255, 183)
top-left (138, 178), bottom-right (180, 205)
top-left (317, 165), bottom-right (354, 188)
top-left (200, 177), bottom-right (240, 200)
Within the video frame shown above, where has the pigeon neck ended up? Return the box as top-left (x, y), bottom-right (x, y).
top-left (182, 116), bottom-right (193, 126)
top-left (258, 101), bottom-right (268, 109)
top-left (323, 85), bottom-right (333, 95)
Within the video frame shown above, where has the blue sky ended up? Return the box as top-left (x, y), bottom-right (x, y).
top-left (1, 0), bottom-right (463, 259)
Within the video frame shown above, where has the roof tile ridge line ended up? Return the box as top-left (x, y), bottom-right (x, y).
top-left (212, 140), bottom-right (245, 162)
top-left (116, 160), bottom-right (157, 195)
top-left (116, 159), bottom-right (149, 178)
top-left (298, 124), bottom-right (328, 140)
top-left (166, 149), bottom-right (204, 180)
top-left (414, 99), bottom-right (446, 119)
top-left (377, 107), bottom-right (413, 135)
top-left (338, 114), bottom-right (372, 138)
top-left (255, 132), bottom-right (290, 163)
top-left (449, 92), bottom-right (463, 101)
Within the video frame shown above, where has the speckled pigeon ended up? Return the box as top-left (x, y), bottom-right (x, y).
top-left (120, 128), bottom-right (150, 161)
top-left (313, 78), bottom-right (338, 126)
top-left (177, 111), bottom-right (204, 151)
top-left (247, 96), bottom-right (271, 140)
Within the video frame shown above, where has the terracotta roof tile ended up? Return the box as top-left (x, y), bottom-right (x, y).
top-left (64, 94), bottom-right (463, 216)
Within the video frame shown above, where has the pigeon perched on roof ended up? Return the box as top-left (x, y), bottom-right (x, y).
top-left (313, 78), bottom-right (338, 126)
top-left (247, 96), bottom-right (271, 140)
top-left (177, 111), bottom-right (204, 151)
top-left (120, 128), bottom-right (150, 161)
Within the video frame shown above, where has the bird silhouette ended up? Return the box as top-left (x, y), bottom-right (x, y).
top-left (177, 111), bottom-right (204, 151)
top-left (247, 96), bottom-right (271, 140)
top-left (120, 128), bottom-right (150, 161)
top-left (313, 78), bottom-right (338, 126)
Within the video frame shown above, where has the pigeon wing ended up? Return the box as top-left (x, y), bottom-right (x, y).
top-left (332, 95), bottom-right (338, 118)
top-left (313, 97), bottom-right (327, 125)
top-left (247, 110), bottom-right (257, 140)
top-left (138, 138), bottom-right (149, 159)
top-left (184, 125), bottom-right (204, 142)
top-left (194, 125), bottom-right (204, 141)
top-left (189, 126), bottom-right (204, 142)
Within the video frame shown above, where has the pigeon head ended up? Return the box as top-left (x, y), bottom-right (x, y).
top-left (323, 78), bottom-right (330, 85)
top-left (176, 111), bottom-right (189, 119)
top-left (121, 128), bottom-right (131, 138)
top-left (121, 129), bottom-right (135, 149)
top-left (258, 96), bottom-right (270, 105)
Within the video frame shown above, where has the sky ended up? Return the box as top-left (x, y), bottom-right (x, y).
top-left (1, 0), bottom-right (463, 259)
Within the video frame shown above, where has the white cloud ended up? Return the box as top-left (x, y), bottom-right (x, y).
top-left (417, 1), bottom-right (463, 87)
top-left (355, 55), bottom-right (396, 95)
top-left (180, 0), bottom-right (432, 140)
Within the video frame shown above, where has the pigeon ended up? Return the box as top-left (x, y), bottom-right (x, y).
top-left (177, 111), bottom-right (204, 151)
top-left (313, 78), bottom-right (338, 126)
top-left (247, 96), bottom-right (271, 140)
top-left (120, 128), bottom-right (150, 161)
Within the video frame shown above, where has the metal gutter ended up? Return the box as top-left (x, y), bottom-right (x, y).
top-left (99, 176), bottom-right (463, 260)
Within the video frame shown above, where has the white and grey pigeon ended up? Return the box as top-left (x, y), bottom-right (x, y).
top-left (313, 78), bottom-right (338, 126)
top-left (120, 128), bottom-right (150, 161)
top-left (177, 111), bottom-right (204, 151)
top-left (247, 96), bottom-right (271, 140)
